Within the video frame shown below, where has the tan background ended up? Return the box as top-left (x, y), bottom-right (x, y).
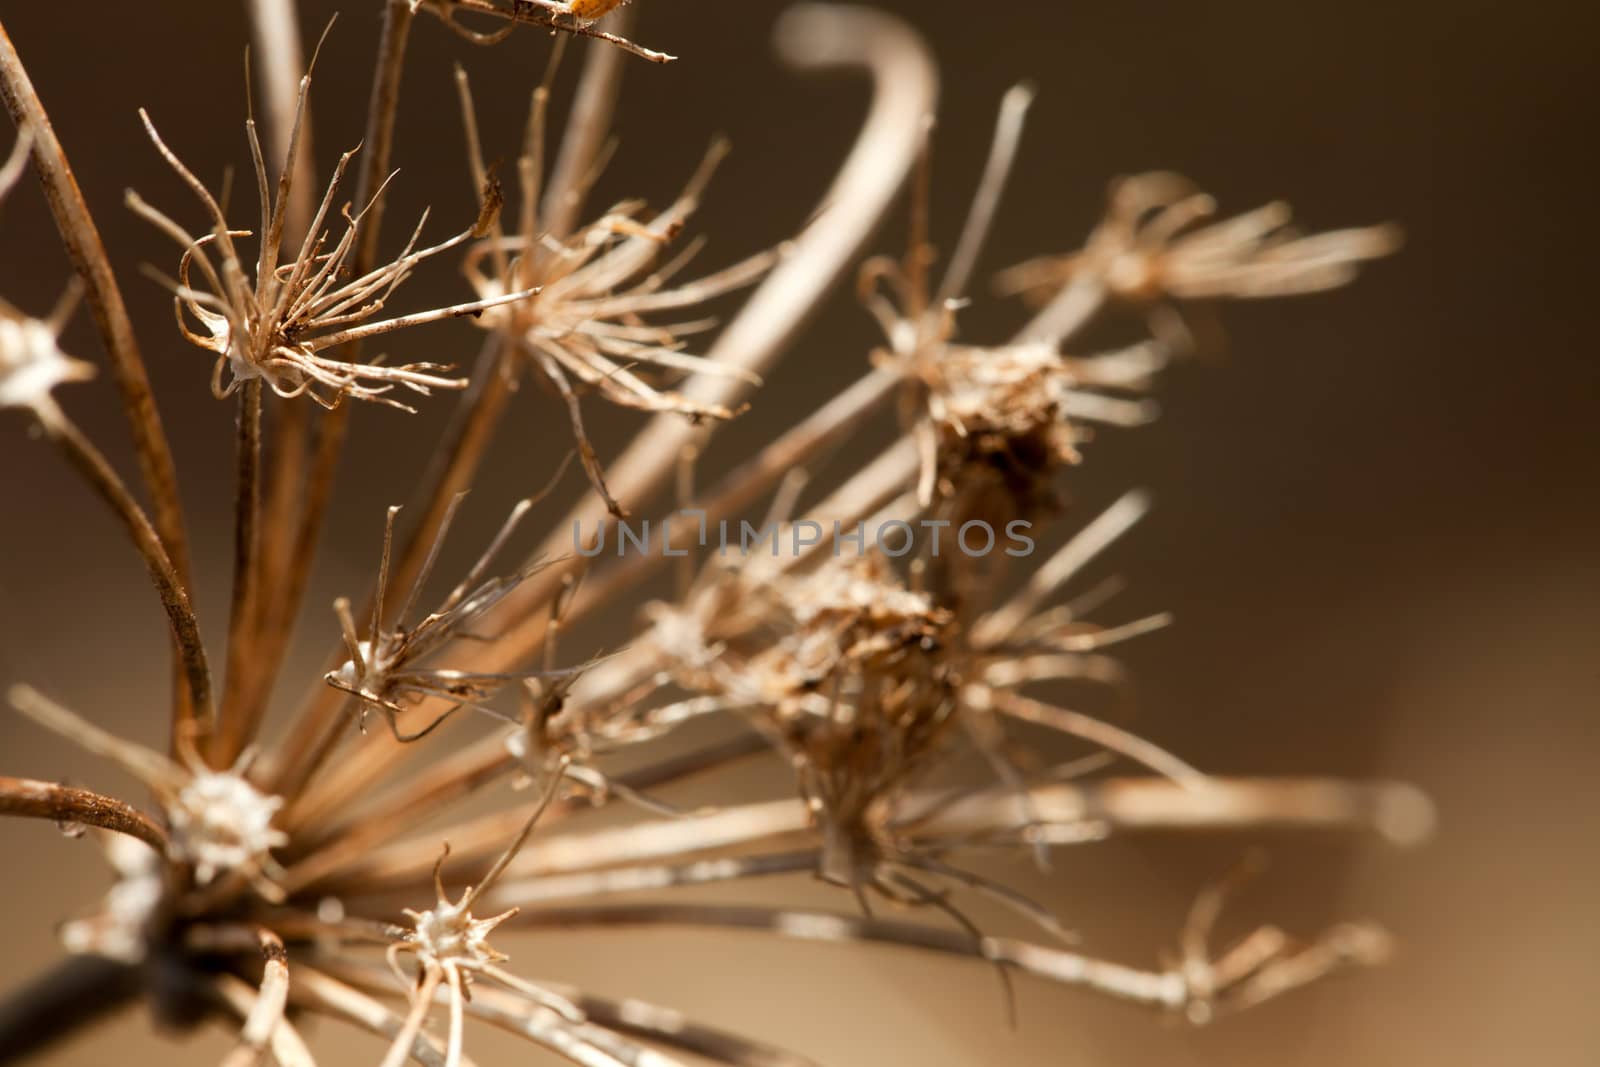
top-left (1, 1), bottom-right (1596, 1064)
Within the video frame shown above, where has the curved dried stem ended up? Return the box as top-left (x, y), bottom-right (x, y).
top-left (28, 406), bottom-right (213, 723)
top-left (0, 775), bottom-right (169, 853)
top-left (0, 20), bottom-right (191, 579)
top-left (0, 20), bottom-right (198, 743)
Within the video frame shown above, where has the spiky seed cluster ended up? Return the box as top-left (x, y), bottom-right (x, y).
top-left (914, 339), bottom-right (1168, 529)
top-left (327, 497), bottom-right (551, 740)
top-left (8, 687), bottom-right (291, 898)
top-left (168, 767), bottom-right (290, 885)
top-left (456, 69), bottom-right (779, 511)
top-left (0, 130), bottom-right (93, 418)
top-left (402, 885), bottom-right (515, 974)
top-left (129, 70), bottom-right (528, 412)
top-left (757, 555), bottom-right (959, 885)
top-left (0, 296), bottom-right (93, 416)
top-left (997, 170), bottom-right (1403, 310)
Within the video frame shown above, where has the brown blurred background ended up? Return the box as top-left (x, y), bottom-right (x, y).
top-left (0, 1), bottom-right (1595, 1064)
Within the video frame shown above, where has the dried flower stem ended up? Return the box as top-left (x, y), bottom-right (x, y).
top-left (0, 21), bottom-right (190, 581)
top-left (329, 959), bottom-right (817, 1067)
top-left (256, 0), bottom-right (415, 766)
top-left (0, 775), bottom-right (169, 853)
top-left (422, 0), bottom-right (674, 63)
top-left (32, 405), bottom-right (214, 723)
top-left (513, 902), bottom-right (1388, 1018)
top-left (314, 772), bottom-right (1422, 903)
top-left (210, 970), bottom-right (316, 1067)
top-left (283, 730), bottom-right (767, 894)
top-left (215, 381), bottom-right (264, 765)
top-left (186, 924), bottom-right (291, 1067)
top-left (541, 18), bottom-right (628, 241)
top-left (245, 0), bottom-right (317, 234)
top-left (289, 965), bottom-right (460, 1067)
top-left (474, 775), bottom-right (1428, 886)
top-left (563, 365), bottom-right (901, 630)
top-left (0, 18), bottom-right (199, 742)
top-left (246, 0), bottom-right (320, 747)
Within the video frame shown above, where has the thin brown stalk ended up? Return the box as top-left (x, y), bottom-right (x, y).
top-left (524, 901), bottom-right (1188, 1003)
top-left (192, 925), bottom-right (292, 1067)
top-left (542, 15), bottom-right (629, 240)
top-left (467, 775), bottom-right (1430, 889)
top-left (289, 965), bottom-right (462, 1067)
top-left (0, 776), bottom-right (169, 853)
top-left (283, 730), bottom-right (767, 895)
top-left (245, 0), bottom-right (316, 236)
top-left (215, 380), bottom-right (264, 766)
top-left (34, 404), bottom-right (213, 724)
top-left (268, 26), bottom-right (630, 799)
top-left (211, 971), bottom-right (317, 1067)
top-left (919, 775), bottom-right (1437, 848)
top-left (0, 18), bottom-right (197, 742)
top-left (376, 966), bottom-right (441, 1067)
top-left (247, 0), bottom-right (320, 745)
top-left (257, 0), bottom-right (414, 786)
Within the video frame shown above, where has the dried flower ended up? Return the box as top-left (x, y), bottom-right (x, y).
top-left (8, 685), bottom-right (289, 896)
top-left (996, 170), bottom-right (1402, 312)
top-left (454, 66), bottom-right (781, 512)
top-left (326, 496), bottom-right (554, 740)
top-left (0, 5), bottom-right (1430, 1066)
top-left (415, 0), bottom-right (674, 63)
top-left (128, 68), bottom-right (530, 411)
top-left (0, 129), bottom-right (95, 419)
top-left (0, 288), bottom-right (94, 418)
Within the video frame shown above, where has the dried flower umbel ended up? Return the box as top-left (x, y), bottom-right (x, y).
top-left (0, 4), bottom-right (1430, 1067)
top-left (129, 60), bottom-right (527, 411)
top-left (452, 62), bottom-right (781, 513)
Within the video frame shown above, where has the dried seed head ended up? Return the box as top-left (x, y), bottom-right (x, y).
top-left (403, 888), bottom-right (515, 970)
top-left (0, 297), bottom-right (95, 416)
top-left (455, 68), bottom-right (778, 510)
top-left (167, 768), bottom-right (289, 885)
top-left (996, 171), bottom-right (1401, 308)
top-left (129, 67), bottom-right (533, 411)
top-left (326, 498), bottom-right (555, 740)
top-left (58, 834), bottom-right (164, 963)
